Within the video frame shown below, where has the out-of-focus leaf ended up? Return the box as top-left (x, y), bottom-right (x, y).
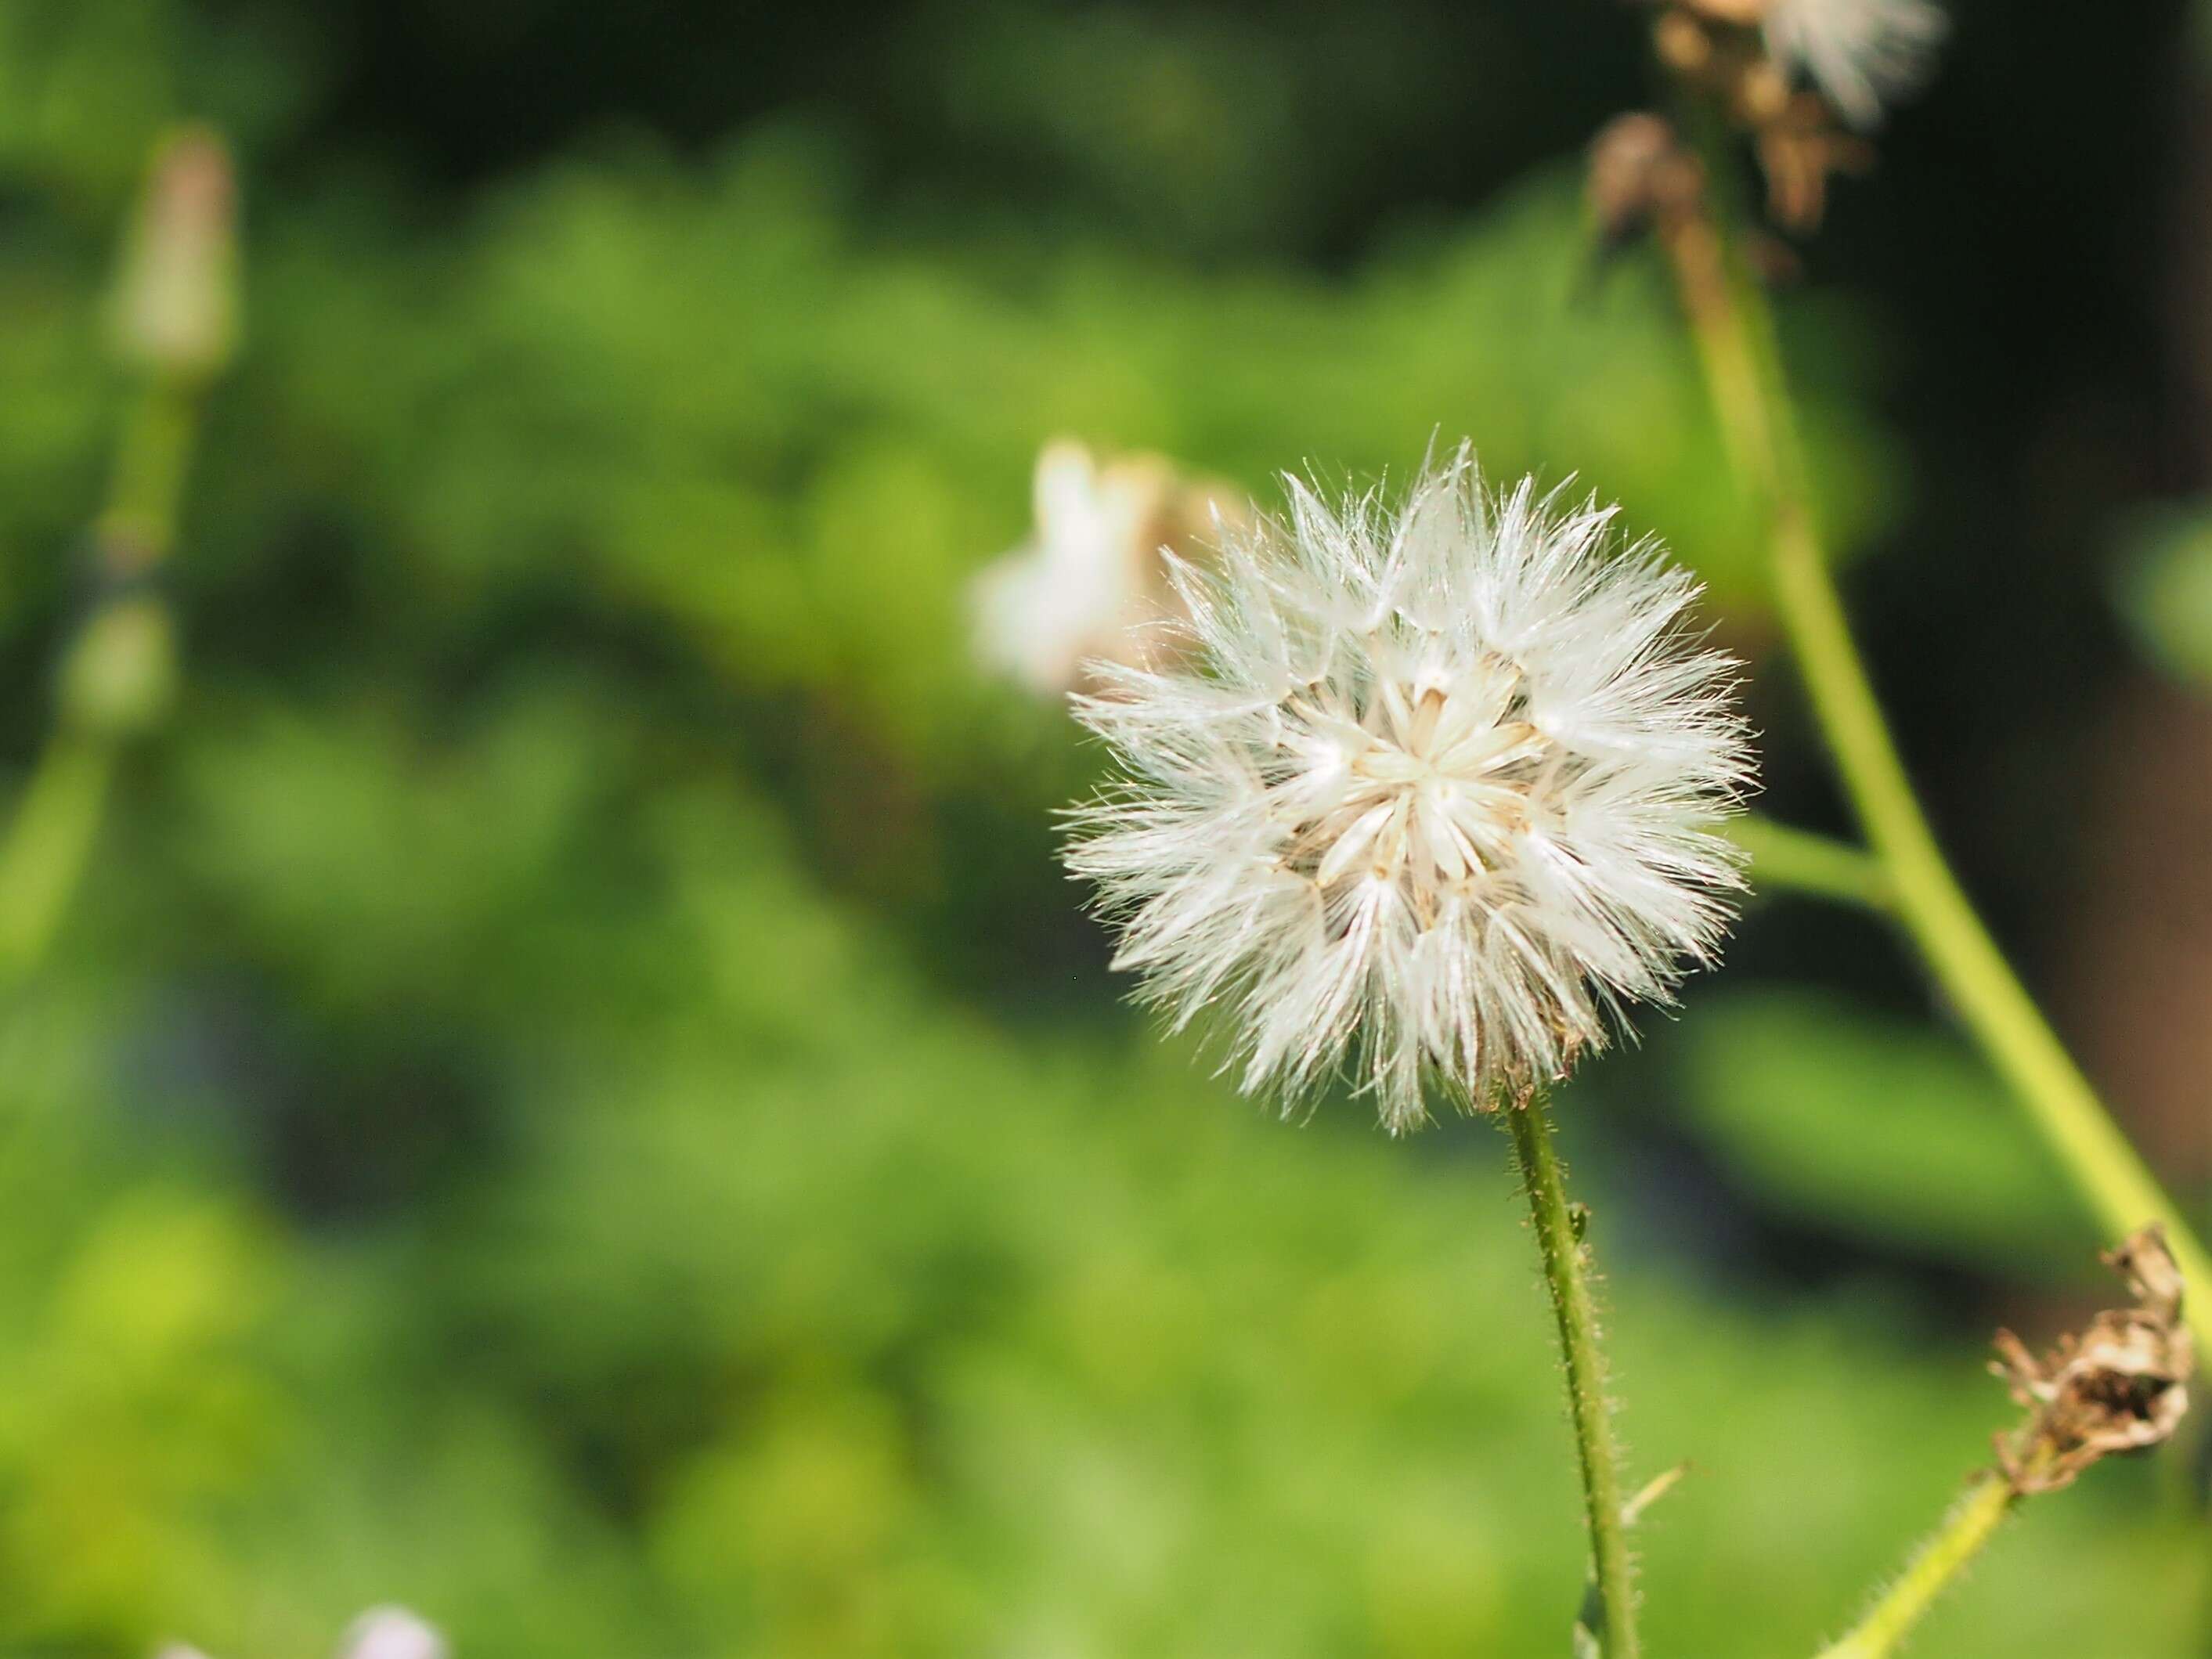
top-left (2113, 506), bottom-right (2212, 687)
top-left (1679, 992), bottom-right (2095, 1272)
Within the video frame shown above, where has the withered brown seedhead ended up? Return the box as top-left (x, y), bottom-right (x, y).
top-left (1673, 0), bottom-right (1771, 24)
top-left (1990, 1224), bottom-right (2194, 1495)
top-left (1756, 94), bottom-right (1875, 234)
top-left (1649, 7), bottom-right (1787, 122)
top-left (1586, 114), bottom-right (1705, 250)
top-left (1641, 2), bottom-right (1875, 233)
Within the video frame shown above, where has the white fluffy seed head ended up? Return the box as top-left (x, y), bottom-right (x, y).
top-left (1763, 0), bottom-right (1947, 128)
top-left (1063, 449), bottom-right (1752, 1132)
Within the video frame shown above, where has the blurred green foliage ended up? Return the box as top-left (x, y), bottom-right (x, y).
top-left (7, 777), bottom-right (2205, 1657)
top-left (2115, 506), bottom-right (2212, 688)
top-left (1680, 993), bottom-right (2098, 1275)
top-left (0, 2), bottom-right (2203, 1657)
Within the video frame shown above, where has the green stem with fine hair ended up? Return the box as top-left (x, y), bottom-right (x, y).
top-left (1505, 1092), bottom-right (1639, 1659)
top-left (1813, 1475), bottom-right (2019, 1658)
top-left (1660, 139), bottom-right (2212, 1349)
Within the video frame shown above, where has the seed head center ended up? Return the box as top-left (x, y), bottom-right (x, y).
top-left (1299, 665), bottom-right (1551, 895)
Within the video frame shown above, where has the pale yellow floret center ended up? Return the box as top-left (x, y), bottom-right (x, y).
top-left (1290, 656), bottom-right (1556, 907)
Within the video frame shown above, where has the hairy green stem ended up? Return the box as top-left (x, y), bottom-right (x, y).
top-left (1506, 1093), bottom-right (1639, 1659)
top-left (1813, 1476), bottom-right (2017, 1659)
top-left (1659, 154), bottom-right (2212, 1347)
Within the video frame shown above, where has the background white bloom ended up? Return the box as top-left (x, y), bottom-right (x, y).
top-left (1066, 450), bottom-right (1750, 1131)
top-left (149, 1608), bottom-right (446, 1659)
top-left (972, 441), bottom-right (1173, 694)
top-left (1763, 0), bottom-right (1946, 128)
top-left (972, 440), bottom-right (1248, 695)
top-left (337, 1608), bottom-right (448, 1659)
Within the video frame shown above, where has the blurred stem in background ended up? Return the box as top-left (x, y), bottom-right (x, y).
top-left (0, 128), bottom-right (236, 982)
top-left (1504, 1093), bottom-right (1640, 1659)
top-left (1657, 121), bottom-right (2212, 1349)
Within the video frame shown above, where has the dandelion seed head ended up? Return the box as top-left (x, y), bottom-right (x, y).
top-left (1763, 0), bottom-right (1946, 128)
top-left (1064, 448), bottom-right (1752, 1131)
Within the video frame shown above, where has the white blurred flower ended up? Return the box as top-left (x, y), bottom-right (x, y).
top-left (1065, 449), bottom-right (1750, 1131)
top-left (337, 1607), bottom-right (447, 1659)
top-left (150, 1606), bottom-right (446, 1659)
top-left (1763, 0), bottom-right (1946, 128)
top-left (974, 441), bottom-right (1241, 695)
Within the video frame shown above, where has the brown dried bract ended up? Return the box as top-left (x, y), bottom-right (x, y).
top-left (1990, 1225), bottom-right (2195, 1495)
top-left (1651, 9), bottom-right (1789, 125)
top-left (1642, 2), bottom-right (1876, 233)
top-left (1586, 114), bottom-right (1705, 250)
top-left (1672, 0), bottom-right (1770, 23)
top-left (1756, 93), bottom-right (1875, 234)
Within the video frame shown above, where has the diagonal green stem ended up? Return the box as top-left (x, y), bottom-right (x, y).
top-left (0, 380), bottom-right (200, 990)
top-left (1813, 1475), bottom-right (2016, 1659)
top-left (1658, 147), bottom-right (2212, 1348)
top-left (0, 132), bottom-right (233, 987)
top-left (0, 738), bottom-right (117, 978)
top-left (1506, 1093), bottom-right (1639, 1659)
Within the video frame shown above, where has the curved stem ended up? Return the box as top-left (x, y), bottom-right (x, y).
top-left (1658, 155), bottom-right (2212, 1347)
top-left (1813, 1476), bottom-right (2016, 1659)
top-left (1728, 813), bottom-right (1892, 911)
top-left (1506, 1093), bottom-right (1639, 1659)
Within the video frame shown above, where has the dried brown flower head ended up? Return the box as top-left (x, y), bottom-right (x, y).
top-left (1756, 93), bottom-right (1875, 233)
top-left (1991, 1225), bottom-right (2195, 1495)
top-left (1586, 114), bottom-right (1705, 250)
top-left (1651, 7), bottom-right (1790, 124)
top-left (1641, 0), bottom-right (1939, 231)
top-left (1676, 0), bottom-right (1771, 22)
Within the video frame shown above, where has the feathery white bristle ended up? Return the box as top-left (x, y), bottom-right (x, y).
top-left (1763, 0), bottom-right (1947, 129)
top-left (1064, 447), bottom-right (1752, 1131)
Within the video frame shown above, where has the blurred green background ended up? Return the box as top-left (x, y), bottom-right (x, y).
top-left (2, 1), bottom-right (2210, 1654)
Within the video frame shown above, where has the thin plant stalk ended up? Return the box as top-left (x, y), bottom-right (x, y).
top-left (1656, 148), bottom-right (2212, 1343)
top-left (1813, 1473), bottom-right (2022, 1658)
top-left (1810, 1227), bottom-right (2185, 1656)
top-left (0, 380), bottom-right (201, 984)
top-left (0, 738), bottom-right (117, 974)
top-left (0, 130), bottom-right (233, 985)
top-left (1728, 813), bottom-right (1892, 911)
top-left (1506, 1091), bottom-right (1639, 1659)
